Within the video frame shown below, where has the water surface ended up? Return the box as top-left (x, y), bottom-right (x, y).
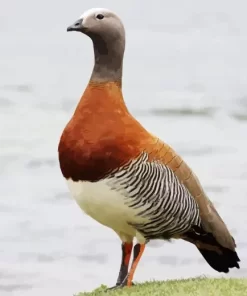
top-left (1, 1), bottom-right (247, 295)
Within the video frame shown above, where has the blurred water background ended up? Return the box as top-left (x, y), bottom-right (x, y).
top-left (1, 0), bottom-right (247, 295)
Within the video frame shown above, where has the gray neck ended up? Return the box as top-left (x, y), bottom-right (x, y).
top-left (89, 34), bottom-right (125, 83)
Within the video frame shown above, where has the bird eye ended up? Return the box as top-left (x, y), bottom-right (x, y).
top-left (96, 14), bottom-right (104, 20)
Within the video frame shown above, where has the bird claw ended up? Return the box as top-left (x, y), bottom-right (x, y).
top-left (105, 285), bottom-right (119, 291)
top-left (105, 281), bottom-right (135, 292)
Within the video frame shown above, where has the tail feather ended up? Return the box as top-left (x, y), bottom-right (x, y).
top-left (183, 227), bottom-right (240, 273)
top-left (197, 244), bottom-right (240, 273)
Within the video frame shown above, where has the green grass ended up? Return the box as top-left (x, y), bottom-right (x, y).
top-left (77, 277), bottom-right (247, 296)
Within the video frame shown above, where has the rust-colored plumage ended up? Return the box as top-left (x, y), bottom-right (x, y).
top-left (59, 81), bottom-right (235, 252)
top-left (59, 82), bottom-right (155, 182)
top-left (60, 8), bottom-right (240, 289)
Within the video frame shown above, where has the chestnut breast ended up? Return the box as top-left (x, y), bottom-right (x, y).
top-left (58, 83), bottom-right (151, 182)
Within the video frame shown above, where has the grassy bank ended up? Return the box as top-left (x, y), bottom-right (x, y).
top-left (77, 277), bottom-right (247, 296)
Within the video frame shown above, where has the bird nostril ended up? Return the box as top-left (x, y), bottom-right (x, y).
top-left (75, 22), bottom-right (80, 26)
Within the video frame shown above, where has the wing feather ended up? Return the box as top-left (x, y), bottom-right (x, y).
top-left (146, 138), bottom-right (236, 250)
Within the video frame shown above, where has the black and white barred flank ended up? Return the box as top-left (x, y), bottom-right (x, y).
top-left (107, 152), bottom-right (201, 240)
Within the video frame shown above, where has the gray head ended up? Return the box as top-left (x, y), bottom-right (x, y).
top-left (67, 8), bottom-right (126, 83)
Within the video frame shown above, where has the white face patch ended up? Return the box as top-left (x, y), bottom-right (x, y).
top-left (79, 7), bottom-right (112, 21)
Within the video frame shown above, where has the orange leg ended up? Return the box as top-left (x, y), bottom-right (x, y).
top-left (107, 242), bottom-right (133, 290)
top-left (127, 243), bottom-right (145, 287)
top-left (123, 242), bottom-right (133, 267)
top-left (116, 242), bottom-right (133, 285)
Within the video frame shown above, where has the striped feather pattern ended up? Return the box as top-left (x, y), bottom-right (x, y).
top-left (106, 152), bottom-right (201, 240)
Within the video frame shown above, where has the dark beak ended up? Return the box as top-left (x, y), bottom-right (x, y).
top-left (67, 19), bottom-right (84, 32)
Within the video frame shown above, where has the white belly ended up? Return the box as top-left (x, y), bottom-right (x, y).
top-left (66, 178), bottom-right (147, 242)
